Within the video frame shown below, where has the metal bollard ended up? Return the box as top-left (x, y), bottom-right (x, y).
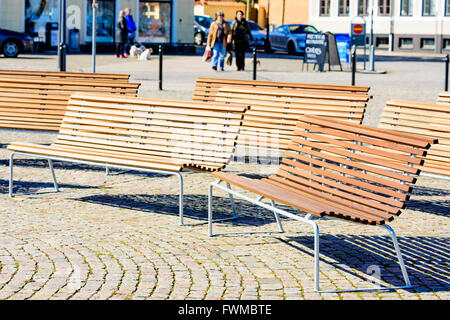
top-left (253, 48), bottom-right (257, 80)
top-left (159, 45), bottom-right (163, 91)
top-left (351, 46), bottom-right (356, 86)
top-left (445, 54), bottom-right (449, 91)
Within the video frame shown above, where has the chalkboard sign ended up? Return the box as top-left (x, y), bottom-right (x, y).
top-left (304, 33), bottom-right (328, 71)
top-left (325, 32), bottom-right (342, 71)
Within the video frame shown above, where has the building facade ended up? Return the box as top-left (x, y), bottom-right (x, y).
top-left (309, 0), bottom-right (450, 53)
top-left (0, 0), bottom-right (193, 47)
top-left (258, 0), bottom-right (309, 27)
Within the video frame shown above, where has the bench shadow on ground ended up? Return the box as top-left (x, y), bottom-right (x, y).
top-left (0, 158), bottom-right (171, 178)
top-left (280, 234), bottom-right (449, 293)
top-left (0, 179), bottom-right (99, 195)
top-left (74, 194), bottom-right (287, 226)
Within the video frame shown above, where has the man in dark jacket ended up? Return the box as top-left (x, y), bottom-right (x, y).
top-left (116, 10), bottom-right (128, 58)
top-left (231, 10), bottom-right (254, 71)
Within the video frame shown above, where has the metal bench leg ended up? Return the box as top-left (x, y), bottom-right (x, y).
top-left (177, 172), bottom-right (184, 226)
top-left (270, 200), bottom-right (284, 233)
top-left (48, 159), bottom-right (59, 192)
top-left (314, 223), bottom-right (412, 293)
top-left (9, 153), bottom-right (60, 197)
top-left (9, 152), bottom-right (14, 197)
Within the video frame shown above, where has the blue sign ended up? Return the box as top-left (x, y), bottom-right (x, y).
top-left (335, 34), bottom-right (350, 64)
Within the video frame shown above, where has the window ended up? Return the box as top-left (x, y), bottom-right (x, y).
top-left (444, 39), bottom-right (450, 50)
top-left (379, 0), bottom-right (391, 16)
top-left (446, 0), bottom-right (450, 15)
top-left (320, 0), bottom-right (331, 16)
top-left (86, 0), bottom-right (115, 42)
top-left (422, 0), bottom-right (436, 16)
top-left (421, 38), bottom-right (435, 49)
top-left (399, 38), bottom-right (413, 49)
top-left (25, 0), bottom-right (59, 40)
top-left (358, 0), bottom-right (368, 16)
top-left (339, 0), bottom-right (350, 16)
top-left (401, 0), bottom-right (413, 16)
top-left (376, 37), bottom-right (389, 48)
top-left (138, 1), bottom-right (172, 43)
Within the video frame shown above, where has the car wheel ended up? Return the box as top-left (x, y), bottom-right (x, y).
top-left (194, 32), bottom-right (204, 46)
top-left (264, 40), bottom-right (274, 53)
top-left (2, 40), bottom-right (20, 58)
top-left (287, 41), bottom-right (296, 55)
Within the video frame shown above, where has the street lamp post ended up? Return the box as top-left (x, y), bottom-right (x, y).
top-left (369, 0), bottom-right (375, 71)
top-left (58, 0), bottom-right (67, 71)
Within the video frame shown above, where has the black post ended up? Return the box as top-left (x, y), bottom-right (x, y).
top-left (58, 0), bottom-right (67, 71)
top-left (351, 46), bottom-right (356, 86)
top-left (159, 45), bottom-right (163, 91)
top-left (253, 48), bottom-right (257, 80)
top-left (445, 54), bottom-right (449, 91)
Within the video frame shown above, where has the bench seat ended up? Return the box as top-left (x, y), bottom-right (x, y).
top-left (208, 114), bottom-right (436, 292)
top-left (7, 93), bottom-right (248, 225)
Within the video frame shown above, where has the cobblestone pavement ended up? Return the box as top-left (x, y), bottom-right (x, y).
top-left (0, 54), bottom-right (448, 300)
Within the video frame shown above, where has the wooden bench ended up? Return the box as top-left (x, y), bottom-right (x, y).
top-left (208, 115), bottom-right (436, 292)
top-left (0, 70), bottom-right (131, 82)
top-left (436, 91), bottom-right (450, 105)
top-left (193, 77), bottom-right (371, 102)
top-left (7, 93), bottom-right (248, 225)
top-left (379, 99), bottom-right (450, 179)
top-left (209, 86), bottom-right (369, 150)
top-left (0, 76), bottom-right (140, 131)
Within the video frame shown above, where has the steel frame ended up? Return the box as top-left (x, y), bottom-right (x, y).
top-left (208, 179), bottom-right (412, 293)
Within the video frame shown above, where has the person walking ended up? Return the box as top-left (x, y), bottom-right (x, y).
top-left (231, 10), bottom-right (254, 71)
top-left (124, 8), bottom-right (137, 55)
top-left (206, 11), bottom-right (231, 71)
top-left (116, 10), bottom-right (128, 58)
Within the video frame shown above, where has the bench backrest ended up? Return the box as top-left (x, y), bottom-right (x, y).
top-left (379, 99), bottom-right (450, 178)
top-left (0, 77), bottom-right (140, 131)
top-left (193, 77), bottom-right (370, 102)
top-left (267, 115), bottom-right (435, 225)
top-left (210, 86), bottom-right (369, 150)
top-left (54, 93), bottom-right (248, 172)
top-left (437, 91), bottom-right (450, 105)
top-left (0, 70), bottom-right (131, 82)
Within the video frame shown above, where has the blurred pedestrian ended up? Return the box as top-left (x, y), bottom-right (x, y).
top-left (231, 10), bottom-right (254, 71)
top-left (124, 8), bottom-right (137, 55)
top-left (206, 11), bottom-right (231, 71)
top-left (116, 10), bottom-right (128, 58)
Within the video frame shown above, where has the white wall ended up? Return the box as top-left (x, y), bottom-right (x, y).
top-left (308, 0), bottom-right (450, 36)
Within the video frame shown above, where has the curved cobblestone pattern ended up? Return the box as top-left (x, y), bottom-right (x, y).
top-left (0, 146), bottom-right (448, 300)
top-left (0, 54), bottom-right (449, 300)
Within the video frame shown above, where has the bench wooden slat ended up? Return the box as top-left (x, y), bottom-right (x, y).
top-left (8, 93), bottom-right (248, 173)
top-left (213, 115), bottom-right (435, 225)
top-left (0, 75), bottom-right (141, 131)
top-left (195, 84), bottom-right (370, 151)
top-left (379, 99), bottom-right (449, 178)
top-left (0, 69), bottom-right (131, 81)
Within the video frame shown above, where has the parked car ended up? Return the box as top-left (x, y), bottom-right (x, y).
top-left (247, 20), bottom-right (266, 49)
top-left (266, 24), bottom-right (319, 55)
top-left (194, 15), bottom-right (214, 46)
top-left (0, 29), bottom-right (33, 58)
top-left (226, 20), bottom-right (266, 50)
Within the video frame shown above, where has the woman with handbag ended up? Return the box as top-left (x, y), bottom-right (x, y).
top-left (206, 11), bottom-right (232, 71)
